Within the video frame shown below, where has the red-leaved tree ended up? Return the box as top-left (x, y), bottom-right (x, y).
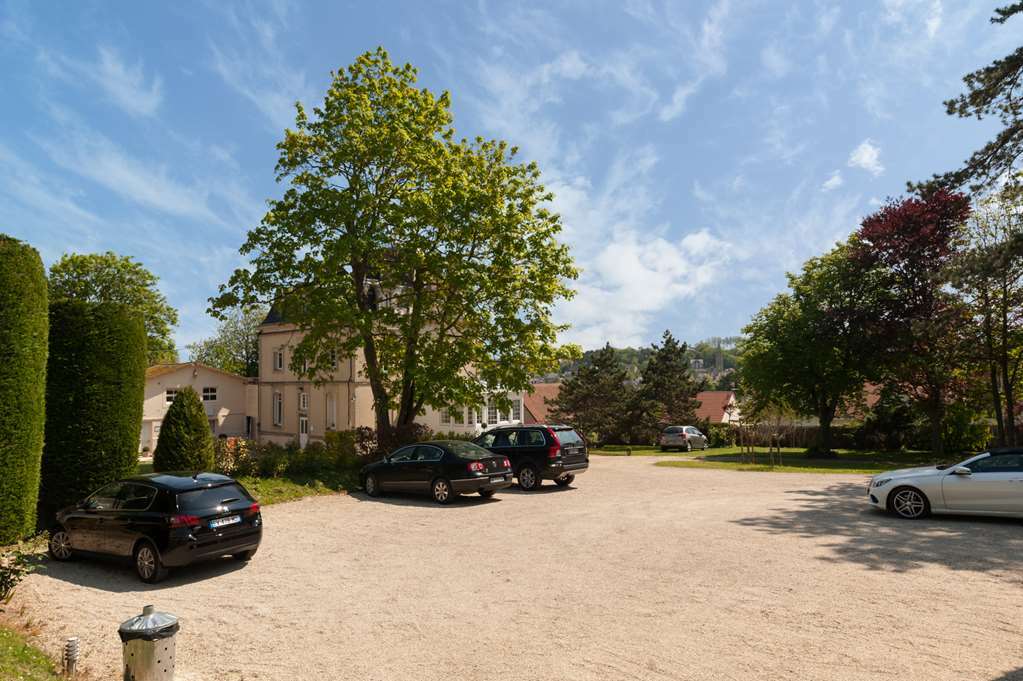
top-left (854, 190), bottom-right (973, 456)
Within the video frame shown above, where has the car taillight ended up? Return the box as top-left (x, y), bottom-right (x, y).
top-left (546, 427), bottom-right (562, 459)
top-left (502, 457), bottom-right (511, 469)
top-left (169, 514), bottom-right (200, 529)
top-left (468, 461), bottom-right (486, 473)
top-left (246, 502), bottom-right (260, 516)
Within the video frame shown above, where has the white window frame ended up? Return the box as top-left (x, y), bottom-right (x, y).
top-left (165, 389), bottom-right (177, 404)
top-left (299, 416), bottom-right (309, 435)
top-left (488, 402), bottom-right (498, 424)
top-left (326, 393), bottom-right (336, 430)
top-left (440, 409), bottom-right (451, 425)
top-left (272, 392), bottom-right (283, 426)
top-left (274, 349), bottom-right (285, 371)
top-left (202, 387), bottom-right (217, 402)
top-left (450, 407), bottom-right (464, 425)
top-left (510, 398), bottom-right (521, 421)
top-left (299, 392), bottom-right (309, 411)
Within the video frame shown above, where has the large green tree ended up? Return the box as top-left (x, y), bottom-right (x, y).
top-left (187, 306), bottom-right (267, 377)
top-left (740, 244), bottom-right (882, 456)
top-left (630, 331), bottom-right (702, 443)
top-left (212, 48), bottom-right (577, 445)
top-left (548, 344), bottom-right (633, 446)
top-left (0, 235), bottom-right (48, 544)
top-left (49, 251), bottom-right (178, 365)
top-left (153, 387), bottom-right (215, 473)
top-left (914, 3), bottom-right (1023, 193)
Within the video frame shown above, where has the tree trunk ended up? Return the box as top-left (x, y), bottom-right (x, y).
top-left (981, 293), bottom-right (1006, 447)
top-left (811, 403), bottom-right (837, 458)
top-left (1001, 284), bottom-right (1017, 446)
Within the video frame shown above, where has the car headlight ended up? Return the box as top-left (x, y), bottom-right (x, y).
top-left (872, 478), bottom-right (892, 488)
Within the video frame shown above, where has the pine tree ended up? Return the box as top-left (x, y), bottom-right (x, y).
top-left (632, 331), bottom-right (702, 443)
top-left (153, 387), bottom-right (215, 472)
top-left (548, 343), bottom-right (632, 446)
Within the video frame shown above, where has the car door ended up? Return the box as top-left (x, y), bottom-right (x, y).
top-left (66, 482), bottom-right (124, 553)
top-left (688, 427), bottom-right (707, 449)
top-left (408, 445), bottom-right (445, 489)
top-left (379, 446), bottom-right (416, 491)
top-left (101, 483), bottom-right (159, 556)
top-left (941, 453), bottom-right (1023, 513)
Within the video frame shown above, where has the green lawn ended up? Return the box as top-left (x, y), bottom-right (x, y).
top-left (135, 461), bottom-right (358, 506)
top-left (0, 625), bottom-right (62, 681)
top-left (655, 447), bottom-right (944, 474)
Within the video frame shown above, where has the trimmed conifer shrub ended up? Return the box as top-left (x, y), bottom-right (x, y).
top-left (153, 386), bottom-right (215, 472)
top-left (38, 301), bottom-right (146, 524)
top-left (0, 235), bottom-right (48, 544)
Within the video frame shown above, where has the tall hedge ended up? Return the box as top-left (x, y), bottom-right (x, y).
top-left (38, 301), bottom-right (146, 524)
top-left (153, 386), bottom-right (215, 472)
top-left (0, 236), bottom-right (48, 544)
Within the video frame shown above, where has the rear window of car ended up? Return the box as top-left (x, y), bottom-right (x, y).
top-left (663, 426), bottom-right (683, 434)
top-left (444, 441), bottom-right (494, 459)
top-left (176, 483), bottom-right (252, 512)
top-left (554, 428), bottom-right (583, 445)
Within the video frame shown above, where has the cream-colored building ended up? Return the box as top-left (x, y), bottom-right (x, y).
top-left (142, 363), bottom-right (257, 451)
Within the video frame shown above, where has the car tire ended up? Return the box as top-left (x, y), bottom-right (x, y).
top-left (888, 486), bottom-right (930, 519)
top-left (134, 541), bottom-right (168, 584)
top-left (517, 465), bottom-right (541, 491)
top-left (48, 527), bottom-right (74, 561)
top-left (232, 549), bottom-right (257, 561)
top-left (685, 441), bottom-right (693, 453)
top-left (555, 474), bottom-right (574, 488)
top-left (364, 473), bottom-right (382, 497)
top-left (432, 478), bottom-right (455, 504)
top-left (478, 489), bottom-right (496, 499)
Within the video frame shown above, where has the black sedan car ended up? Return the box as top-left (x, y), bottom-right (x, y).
top-left (361, 440), bottom-right (514, 504)
top-left (48, 472), bottom-right (262, 583)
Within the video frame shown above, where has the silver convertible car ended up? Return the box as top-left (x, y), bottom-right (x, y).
top-left (868, 449), bottom-right (1023, 519)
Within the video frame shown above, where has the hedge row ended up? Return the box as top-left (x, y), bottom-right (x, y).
top-left (0, 236), bottom-right (48, 544)
top-left (38, 301), bottom-right (146, 524)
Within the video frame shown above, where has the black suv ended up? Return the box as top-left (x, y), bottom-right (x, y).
top-left (474, 424), bottom-right (589, 490)
top-left (48, 472), bottom-right (262, 583)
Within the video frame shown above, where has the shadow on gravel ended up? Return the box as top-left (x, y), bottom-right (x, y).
top-left (734, 481), bottom-right (1023, 575)
top-left (991, 668), bottom-right (1023, 681)
top-left (348, 491), bottom-right (503, 508)
top-left (35, 553), bottom-right (249, 592)
top-left (500, 483), bottom-right (576, 496)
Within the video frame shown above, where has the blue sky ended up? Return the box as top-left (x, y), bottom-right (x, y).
top-left (0, 1), bottom-right (1014, 353)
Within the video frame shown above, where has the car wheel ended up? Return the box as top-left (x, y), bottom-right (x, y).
top-left (518, 465), bottom-right (541, 491)
top-left (478, 489), bottom-right (496, 498)
top-left (134, 541), bottom-right (168, 584)
top-left (432, 478), bottom-right (455, 504)
top-left (232, 549), bottom-right (257, 561)
top-left (364, 473), bottom-right (382, 497)
top-left (685, 441), bottom-right (693, 453)
top-left (889, 487), bottom-right (930, 519)
top-left (555, 474), bottom-right (574, 488)
top-left (48, 527), bottom-right (74, 561)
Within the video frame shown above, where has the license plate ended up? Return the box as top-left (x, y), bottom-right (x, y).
top-left (209, 515), bottom-right (241, 529)
top-left (490, 475), bottom-right (506, 483)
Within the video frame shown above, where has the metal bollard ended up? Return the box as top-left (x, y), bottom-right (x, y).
top-left (118, 605), bottom-right (179, 681)
top-left (63, 636), bottom-right (79, 677)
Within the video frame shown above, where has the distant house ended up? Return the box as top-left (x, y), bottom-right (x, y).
top-left (142, 362), bottom-right (257, 451)
top-left (523, 382), bottom-right (561, 424)
top-left (694, 390), bottom-right (740, 424)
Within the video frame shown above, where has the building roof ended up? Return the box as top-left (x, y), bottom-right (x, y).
top-left (523, 382), bottom-right (561, 423)
top-left (145, 362), bottom-right (248, 382)
top-left (695, 391), bottom-right (736, 423)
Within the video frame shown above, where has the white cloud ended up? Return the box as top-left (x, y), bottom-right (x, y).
top-left (659, 80), bottom-right (699, 122)
top-left (847, 139), bottom-right (884, 176)
top-left (40, 46), bottom-right (163, 117)
top-left (760, 44), bottom-right (790, 78)
top-left (821, 170), bottom-right (843, 192)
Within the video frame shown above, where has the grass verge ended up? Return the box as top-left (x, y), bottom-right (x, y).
top-left (655, 447), bottom-right (943, 474)
top-left (0, 624), bottom-right (62, 681)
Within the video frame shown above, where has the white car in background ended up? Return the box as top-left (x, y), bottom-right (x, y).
top-left (868, 449), bottom-right (1023, 519)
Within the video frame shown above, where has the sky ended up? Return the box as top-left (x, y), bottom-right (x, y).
top-left (0, 0), bottom-right (1015, 354)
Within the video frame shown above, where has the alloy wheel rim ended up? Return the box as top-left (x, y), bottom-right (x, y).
top-left (893, 490), bottom-right (925, 518)
top-left (434, 481), bottom-right (449, 502)
top-left (137, 547), bottom-right (155, 578)
top-left (522, 469), bottom-right (535, 487)
top-left (51, 532), bottom-right (71, 559)
top-left (366, 475), bottom-right (376, 494)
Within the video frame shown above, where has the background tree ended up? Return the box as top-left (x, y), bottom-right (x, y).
top-left (548, 344), bottom-right (632, 446)
top-left (49, 251), bottom-right (178, 365)
top-left (914, 3), bottom-right (1022, 193)
top-left (153, 387), bottom-right (215, 472)
top-left (0, 235), bottom-right (47, 544)
top-left (952, 181), bottom-right (1023, 446)
top-left (212, 48), bottom-right (577, 446)
top-left (740, 244), bottom-right (882, 456)
top-left (854, 190), bottom-right (973, 457)
top-left (630, 331), bottom-right (702, 443)
top-left (187, 306), bottom-right (267, 377)
top-left (39, 301), bottom-right (146, 524)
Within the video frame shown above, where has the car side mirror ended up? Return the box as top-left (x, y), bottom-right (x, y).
top-left (952, 466), bottom-right (972, 476)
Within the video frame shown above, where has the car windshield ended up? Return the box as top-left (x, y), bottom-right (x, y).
top-left (177, 483), bottom-right (252, 512)
top-left (444, 441), bottom-right (493, 459)
top-left (554, 429), bottom-right (583, 445)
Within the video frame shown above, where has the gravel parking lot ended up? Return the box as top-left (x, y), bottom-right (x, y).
top-left (11, 456), bottom-right (1023, 681)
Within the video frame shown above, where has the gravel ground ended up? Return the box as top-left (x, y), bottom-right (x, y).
top-left (11, 457), bottom-right (1023, 681)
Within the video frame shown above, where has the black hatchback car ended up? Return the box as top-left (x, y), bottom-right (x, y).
top-left (361, 440), bottom-right (513, 504)
top-left (474, 424), bottom-right (589, 490)
top-left (48, 473), bottom-right (262, 583)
